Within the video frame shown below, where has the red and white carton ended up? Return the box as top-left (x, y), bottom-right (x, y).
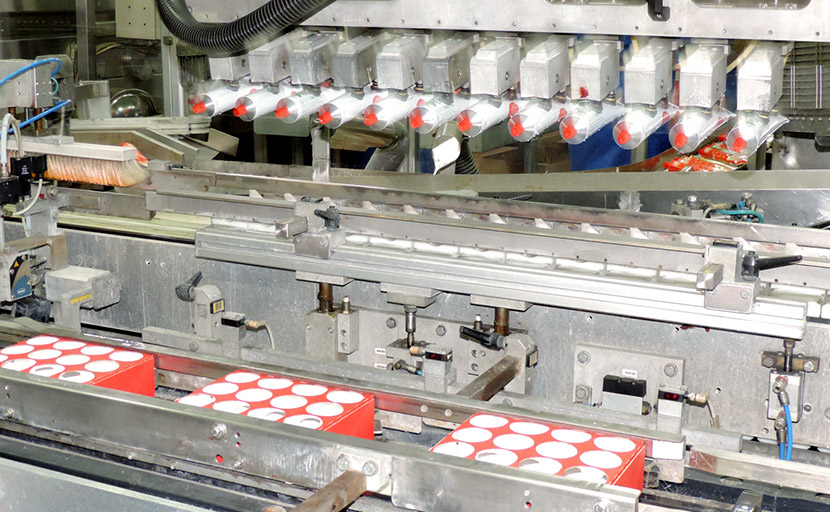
top-left (431, 412), bottom-right (646, 490)
top-left (0, 335), bottom-right (155, 396)
top-left (177, 370), bottom-right (375, 440)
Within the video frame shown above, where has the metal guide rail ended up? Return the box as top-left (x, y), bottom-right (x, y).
top-left (142, 170), bottom-right (830, 337)
top-left (0, 325), bottom-right (673, 512)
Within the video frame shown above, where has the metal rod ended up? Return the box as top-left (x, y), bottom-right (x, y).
top-left (290, 470), bottom-right (367, 512)
top-left (317, 282), bottom-right (333, 314)
top-left (75, 0), bottom-right (96, 82)
top-left (457, 356), bottom-right (521, 401)
top-left (404, 305), bottom-right (416, 347)
top-left (494, 307), bottom-right (509, 336)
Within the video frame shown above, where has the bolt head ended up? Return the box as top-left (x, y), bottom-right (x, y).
top-left (762, 355), bottom-right (775, 367)
top-left (336, 454), bottom-right (350, 471)
top-left (663, 363), bottom-right (678, 378)
top-left (210, 423), bottom-right (226, 440)
top-left (804, 360), bottom-right (817, 373)
top-left (1, 408), bottom-right (14, 420)
top-left (577, 351), bottom-right (591, 364)
top-left (575, 387), bottom-right (588, 400)
top-left (362, 460), bottom-right (378, 476)
top-left (739, 290), bottom-right (750, 300)
top-left (386, 318), bottom-right (397, 329)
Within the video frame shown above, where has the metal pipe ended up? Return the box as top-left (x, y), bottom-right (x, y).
top-left (494, 307), bottom-right (509, 336)
top-left (364, 122), bottom-right (411, 172)
top-left (317, 282), bottom-right (333, 313)
top-left (330, 123), bottom-right (403, 152)
top-left (404, 305), bottom-right (416, 347)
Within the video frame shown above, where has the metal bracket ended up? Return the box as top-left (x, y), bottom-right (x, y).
top-left (761, 351), bottom-right (819, 373)
top-left (647, 0), bottom-right (670, 21)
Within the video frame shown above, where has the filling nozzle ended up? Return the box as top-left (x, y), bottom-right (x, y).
top-left (670, 105), bottom-right (735, 154)
top-left (409, 94), bottom-right (478, 134)
top-left (275, 84), bottom-right (346, 124)
top-left (318, 86), bottom-right (389, 128)
top-left (726, 111), bottom-right (788, 156)
top-left (508, 98), bottom-right (574, 142)
top-left (613, 103), bottom-right (680, 149)
top-left (233, 81), bottom-right (303, 121)
top-left (192, 80), bottom-right (263, 117)
top-left (559, 100), bottom-right (626, 145)
top-left (363, 89), bottom-right (431, 131)
top-left (457, 95), bottom-right (528, 137)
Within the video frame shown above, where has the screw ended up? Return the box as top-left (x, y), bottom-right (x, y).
top-left (342, 297), bottom-right (352, 314)
top-left (386, 318), bottom-right (397, 329)
top-left (436, 325), bottom-right (447, 336)
top-left (575, 386), bottom-right (588, 400)
top-left (805, 404), bottom-right (813, 413)
top-left (444, 409), bottom-right (452, 417)
top-left (663, 363), bottom-right (678, 378)
top-left (362, 461), bottom-right (378, 476)
top-left (188, 341), bottom-right (199, 352)
top-left (210, 423), bottom-right (227, 440)
top-left (471, 363), bottom-right (479, 372)
top-left (1, 408), bottom-right (15, 420)
top-left (336, 454), bottom-right (350, 471)
top-left (577, 351), bottom-right (591, 364)
top-left (804, 360), bottom-right (817, 373)
top-left (233, 459), bottom-right (244, 470)
top-left (762, 355), bottom-right (775, 367)
top-left (593, 500), bottom-right (614, 512)
top-left (740, 290), bottom-right (750, 300)
top-left (420, 404), bottom-right (428, 413)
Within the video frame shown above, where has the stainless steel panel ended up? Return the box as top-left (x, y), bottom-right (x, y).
top-left (187, 0), bottom-right (830, 42)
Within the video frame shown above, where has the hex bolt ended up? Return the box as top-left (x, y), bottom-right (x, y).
top-left (210, 423), bottom-right (227, 440)
top-left (386, 318), bottom-right (397, 329)
top-left (739, 290), bottom-right (750, 300)
top-left (577, 351), bottom-right (591, 364)
top-left (762, 355), bottom-right (775, 367)
top-left (575, 386), bottom-right (588, 400)
top-left (435, 325), bottom-right (447, 336)
top-left (593, 500), bottom-right (614, 512)
top-left (804, 360), bottom-right (817, 373)
top-left (336, 454), bottom-right (350, 471)
top-left (362, 461), bottom-right (378, 476)
top-left (663, 363), bottom-right (678, 378)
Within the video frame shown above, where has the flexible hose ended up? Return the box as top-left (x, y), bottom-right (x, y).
top-left (779, 441), bottom-right (785, 461)
top-left (784, 404), bottom-right (793, 461)
top-left (156, 0), bottom-right (337, 56)
top-left (455, 138), bottom-right (479, 175)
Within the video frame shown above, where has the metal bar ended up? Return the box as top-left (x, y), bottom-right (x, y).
top-left (688, 447), bottom-right (830, 494)
top-left (292, 471), bottom-right (367, 512)
top-left (312, 126), bottom-right (331, 183)
top-left (494, 307), bottom-right (509, 336)
top-left (75, 0), bottom-right (96, 81)
top-left (457, 356), bottom-right (521, 401)
top-left (0, 368), bottom-right (641, 512)
top-left (147, 168), bottom-right (830, 252)
top-left (0, 434), bottom-right (289, 512)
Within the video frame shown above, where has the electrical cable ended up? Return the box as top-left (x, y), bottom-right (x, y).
top-left (715, 209), bottom-right (764, 223)
top-left (15, 180), bottom-right (44, 216)
top-left (0, 58), bottom-right (62, 89)
top-left (156, 0), bottom-right (337, 56)
top-left (784, 403), bottom-right (793, 461)
top-left (779, 441), bottom-right (785, 461)
top-left (1, 113), bottom-right (23, 172)
top-left (264, 322), bottom-right (275, 350)
top-left (9, 100), bottom-right (72, 133)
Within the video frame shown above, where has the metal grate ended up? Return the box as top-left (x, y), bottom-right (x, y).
top-left (782, 42), bottom-right (830, 112)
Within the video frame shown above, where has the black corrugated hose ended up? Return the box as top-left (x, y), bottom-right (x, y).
top-left (156, 0), bottom-right (337, 56)
top-left (454, 138), bottom-right (480, 175)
